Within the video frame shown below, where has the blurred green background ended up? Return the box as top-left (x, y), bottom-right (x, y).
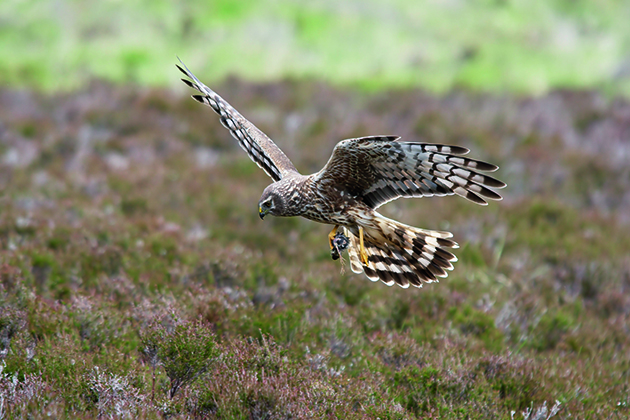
top-left (3, 0), bottom-right (630, 95)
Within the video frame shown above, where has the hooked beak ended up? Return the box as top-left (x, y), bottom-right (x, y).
top-left (259, 206), bottom-right (266, 220)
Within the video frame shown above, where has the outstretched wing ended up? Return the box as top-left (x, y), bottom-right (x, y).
top-left (177, 59), bottom-right (298, 182)
top-left (315, 136), bottom-right (506, 209)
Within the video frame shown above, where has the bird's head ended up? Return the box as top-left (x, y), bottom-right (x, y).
top-left (258, 185), bottom-right (284, 219)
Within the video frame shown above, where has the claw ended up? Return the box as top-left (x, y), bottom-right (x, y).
top-left (328, 225), bottom-right (339, 250)
top-left (359, 226), bottom-right (369, 266)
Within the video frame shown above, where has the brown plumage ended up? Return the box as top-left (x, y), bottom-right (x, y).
top-left (178, 60), bottom-right (506, 289)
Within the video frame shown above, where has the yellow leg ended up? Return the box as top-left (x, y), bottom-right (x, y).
top-left (328, 225), bottom-right (339, 250)
top-left (359, 226), bottom-right (369, 265)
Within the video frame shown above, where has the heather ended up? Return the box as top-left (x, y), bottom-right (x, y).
top-left (0, 82), bottom-right (629, 418)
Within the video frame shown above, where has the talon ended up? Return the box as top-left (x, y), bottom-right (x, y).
top-left (328, 225), bottom-right (339, 250)
top-left (360, 250), bottom-right (369, 266)
top-left (359, 226), bottom-right (369, 266)
top-left (329, 225), bottom-right (340, 260)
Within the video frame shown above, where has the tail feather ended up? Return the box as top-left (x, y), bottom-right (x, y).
top-left (344, 215), bottom-right (459, 288)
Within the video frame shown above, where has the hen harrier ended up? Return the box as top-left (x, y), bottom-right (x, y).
top-left (177, 60), bottom-right (506, 289)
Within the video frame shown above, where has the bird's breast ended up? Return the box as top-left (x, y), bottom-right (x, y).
top-left (299, 182), bottom-right (371, 226)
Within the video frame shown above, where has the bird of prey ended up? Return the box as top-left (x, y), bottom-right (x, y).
top-left (177, 60), bottom-right (506, 289)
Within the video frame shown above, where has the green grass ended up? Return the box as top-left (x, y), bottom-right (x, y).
top-left (1, 0), bottom-right (630, 96)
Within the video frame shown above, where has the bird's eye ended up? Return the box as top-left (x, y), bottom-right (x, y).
top-left (263, 199), bottom-right (272, 208)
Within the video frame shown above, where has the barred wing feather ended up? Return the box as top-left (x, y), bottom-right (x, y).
top-left (177, 60), bottom-right (298, 182)
top-left (316, 136), bottom-right (506, 209)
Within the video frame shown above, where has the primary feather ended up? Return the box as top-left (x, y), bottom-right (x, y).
top-left (177, 59), bottom-right (297, 181)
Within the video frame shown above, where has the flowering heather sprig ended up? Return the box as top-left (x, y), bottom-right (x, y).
top-left (0, 363), bottom-right (51, 417)
top-left (88, 366), bottom-right (146, 419)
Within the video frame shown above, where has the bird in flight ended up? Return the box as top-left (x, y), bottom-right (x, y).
top-left (177, 60), bottom-right (506, 289)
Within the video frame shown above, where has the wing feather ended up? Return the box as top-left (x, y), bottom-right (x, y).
top-left (315, 136), bottom-right (505, 209)
top-left (177, 59), bottom-right (298, 181)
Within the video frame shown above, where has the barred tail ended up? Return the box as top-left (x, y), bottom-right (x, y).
top-left (346, 214), bottom-right (459, 288)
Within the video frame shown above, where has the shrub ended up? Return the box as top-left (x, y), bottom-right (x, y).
top-left (477, 356), bottom-right (541, 411)
top-left (449, 305), bottom-right (505, 352)
top-left (0, 307), bottom-right (27, 360)
top-left (140, 320), bottom-right (218, 399)
top-left (529, 311), bottom-right (572, 352)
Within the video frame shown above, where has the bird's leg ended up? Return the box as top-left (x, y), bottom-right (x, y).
top-left (359, 226), bottom-right (369, 265)
top-left (328, 225), bottom-right (339, 250)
